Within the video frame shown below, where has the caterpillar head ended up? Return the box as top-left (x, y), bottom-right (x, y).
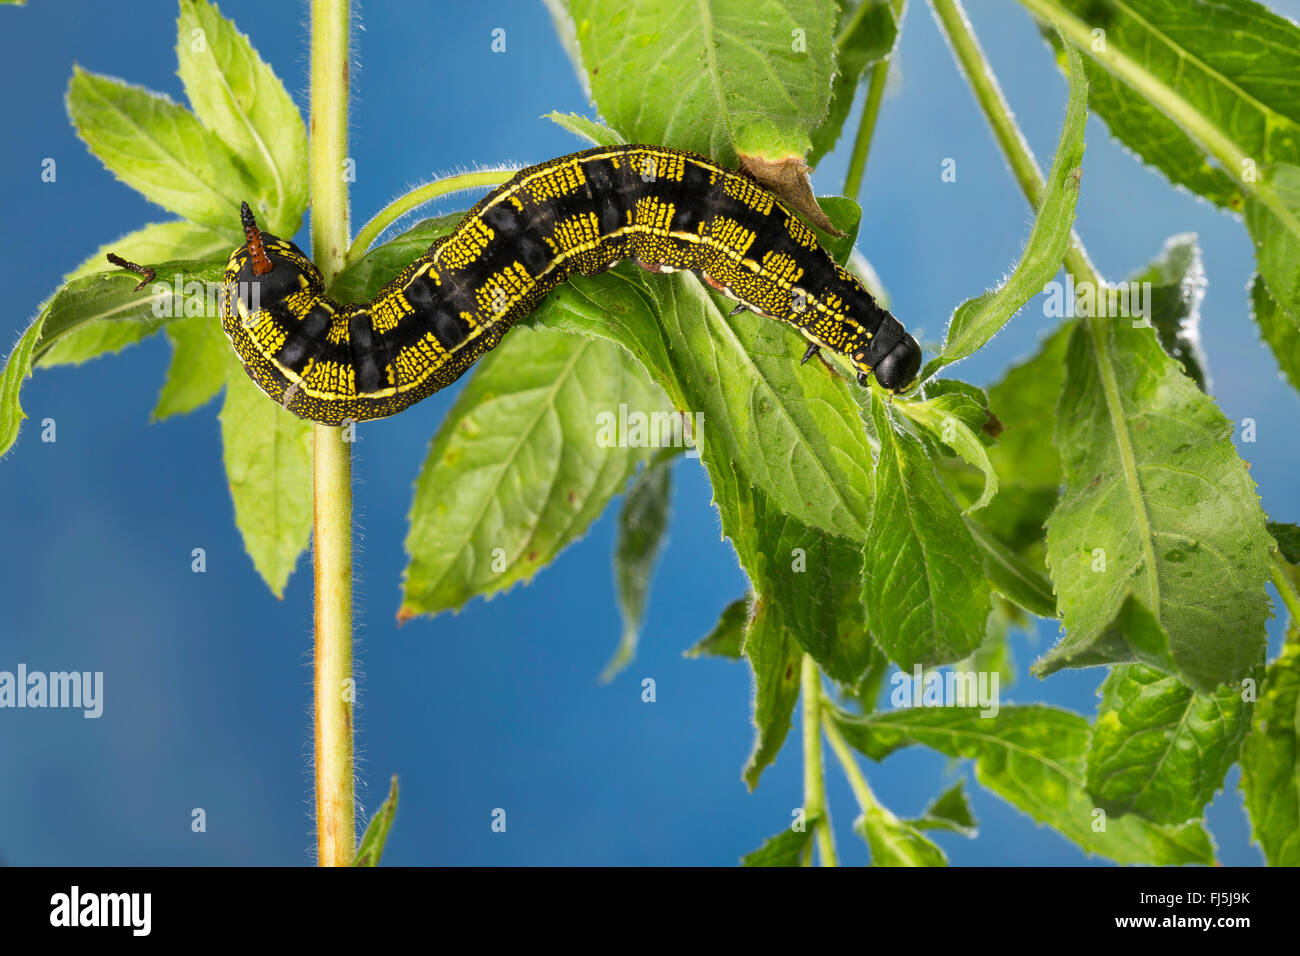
top-left (219, 202), bottom-right (324, 330)
top-left (867, 336), bottom-right (922, 392)
top-left (851, 320), bottom-right (922, 393)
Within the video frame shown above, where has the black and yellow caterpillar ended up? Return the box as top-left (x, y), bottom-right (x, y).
top-left (218, 144), bottom-right (921, 425)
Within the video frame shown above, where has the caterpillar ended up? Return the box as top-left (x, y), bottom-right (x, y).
top-left (215, 144), bottom-right (922, 425)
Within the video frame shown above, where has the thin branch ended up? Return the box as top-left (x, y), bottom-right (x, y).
top-left (843, 60), bottom-right (890, 199)
top-left (346, 170), bottom-right (516, 264)
top-left (801, 655), bottom-right (838, 866)
top-left (309, 0), bottom-right (356, 868)
top-left (929, 0), bottom-right (1101, 286)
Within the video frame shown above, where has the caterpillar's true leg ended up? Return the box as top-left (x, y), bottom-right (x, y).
top-left (105, 253), bottom-right (156, 292)
top-left (727, 303), bottom-right (749, 316)
top-left (800, 342), bottom-right (821, 365)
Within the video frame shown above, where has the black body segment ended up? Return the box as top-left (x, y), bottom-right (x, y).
top-left (218, 144), bottom-right (922, 424)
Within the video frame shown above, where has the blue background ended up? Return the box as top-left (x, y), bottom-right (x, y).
top-left (1, 0), bottom-right (1296, 866)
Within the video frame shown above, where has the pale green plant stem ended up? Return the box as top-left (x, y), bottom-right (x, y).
top-left (346, 170), bottom-right (516, 264)
top-left (843, 60), bottom-right (890, 199)
top-left (309, 0), bottom-right (355, 868)
top-left (929, 0), bottom-right (1101, 287)
top-left (800, 655), bottom-right (838, 866)
top-left (1270, 554), bottom-right (1300, 625)
top-left (821, 701), bottom-right (879, 813)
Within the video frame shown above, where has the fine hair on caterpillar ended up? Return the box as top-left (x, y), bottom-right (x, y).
top-left (210, 144), bottom-right (922, 425)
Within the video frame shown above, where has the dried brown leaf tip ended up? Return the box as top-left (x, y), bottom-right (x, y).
top-left (737, 153), bottom-right (845, 237)
top-left (982, 409), bottom-right (1004, 439)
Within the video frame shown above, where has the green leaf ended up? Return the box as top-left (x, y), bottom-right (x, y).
top-left (808, 0), bottom-right (906, 165)
top-left (399, 326), bottom-right (670, 618)
top-left (42, 221), bottom-right (231, 368)
top-left (811, 196), bottom-right (867, 265)
top-left (772, 523), bottom-right (876, 684)
top-left (841, 640), bottom-right (892, 713)
top-left (153, 312), bottom-right (229, 420)
top-left (855, 802), bottom-right (947, 866)
top-left (1241, 635), bottom-right (1300, 866)
top-left (1087, 664), bottom-right (1251, 825)
top-left (1040, 316), bottom-right (1272, 693)
top-left (219, 354), bottom-right (313, 598)
top-left (831, 705), bottom-right (1215, 864)
top-left (1269, 522), bottom-right (1300, 566)
top-left (897, 390), bottom-right (998, 513)
top-left (329, 214), bottom-right (463, 303)
top-left (177, 0), bottom-right (308, 235)
top-left (352, 775), bottom-right (399, 867)
top-left (535, 197), bottom-right (877, 685)
top-left (604, 455), bottom-right (673, 681)
top-left (1245, 163), bottom-right (1300, 329)
top-left (541, 0), bottom-right (592, 97)
top-left (567, 0), bottom-right (837, 164)
top-left (863, 395), bottom-right (990, 669)
top-left (543, 111), bottom-right (626, 147)
top-left (848, 248), bottom-right (890, 306)
top-left (920, 41), bottom-right (1085, 380)
top-left (986, 322), bottom-right (1071, 494)
top-left (706, 445), bottom-right (875, 685)
top-left (964, 518), bottom-right (1056, 618)
top-left (1128, 234), bottom-right (1209, 391)
top-left (1031, 0), bottom-right (1300, 211)
top-left (1045, 592), bottom-right (1181, 675)
top-left (67, 66), bottom-right (256, 233)
top-left (685, 596), bottom-right (749, 659)
top-left (1023, 0), bottom-right (1300, 325)
top-left (1253, 274), bottom-right (1300, 394)
top-left (533, 243), bottom-right (881, 686)
top-left (534, 266), bottom-right (874, 543)
top-left (34, 260), bottom-right (227, 366)
top-left (911, 379), bottom-right (993, 436)
top-left (960, 597), bottom-right (1019, 691)
top-left (910, 779), bottom-right (978, 837)
top-left (973, 322), bottom-right (1072, 606)
top-left (1, 307), bottom-right (49, 460)
top-left (741, 598), bottom-right (804, 789)
top-left (740, 813), bottom-right (818, 866)
top-left (1, 259), bottom-right (226, 457)
top-left (1037, 27), bottom-right (1241, 210)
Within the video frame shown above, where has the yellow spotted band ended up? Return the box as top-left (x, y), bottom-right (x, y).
top-left (217, 144), bottom-right (922, 425)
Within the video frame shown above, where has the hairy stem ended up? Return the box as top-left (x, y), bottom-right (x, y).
top-left (843, 60), bottom-right (890, 199)
top-left (309, 0), bottom-right (355, 868)
top-left (929, 0), bottom-right (1101, 286)
top-left (821, 702), bottom-right (878, 813)
top-left (346, 170), bottom-right (516, 264)
top-left (800, 655), bottom-right (838, 866)
top-left (1270, 553), bottom-right (1300, 625)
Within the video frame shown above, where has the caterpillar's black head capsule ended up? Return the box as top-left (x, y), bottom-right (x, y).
top-left (873, 336), bottom-right (922, 391)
